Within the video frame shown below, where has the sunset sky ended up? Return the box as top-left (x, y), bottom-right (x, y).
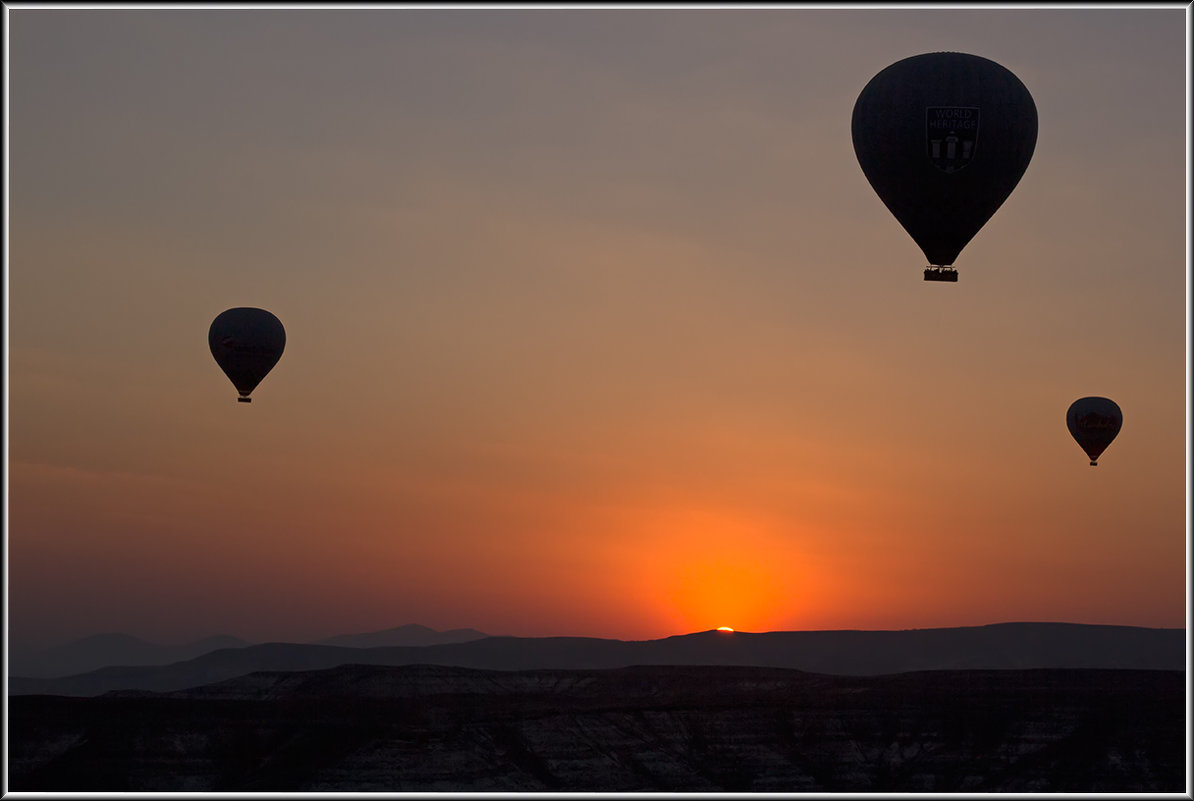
top-left (6, 6), bottom-right (1188, 652)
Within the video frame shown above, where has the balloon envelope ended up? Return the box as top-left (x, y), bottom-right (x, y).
top-left (209, 307), bottom-right (286, 402)
top-left (851, 52), bottom-right (1038, 273)
top-left (1066, 397), bottom-right (1122, 466)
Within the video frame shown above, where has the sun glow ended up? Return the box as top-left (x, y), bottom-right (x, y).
top-left (717, 626), bottom-right (734, 632)
top-left (619, 506), bottom-right (823, 635)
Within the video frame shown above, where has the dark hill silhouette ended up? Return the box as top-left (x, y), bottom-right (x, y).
top-left (8, 624), bottom-right (489, 679)
top-left (8, 633), bottom-right (249, 679)
top-left (8, 622), bottom-right (1183, 698)
top-left (311, 623), bottom-right (489, 649)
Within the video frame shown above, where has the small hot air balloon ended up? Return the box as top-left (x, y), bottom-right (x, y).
top-left (1066, 397), bottom-right (1122, 466)
top-left (208, 307), bottom-right (286, 403)
top-left (851, 52), bottom-right (1038, 282)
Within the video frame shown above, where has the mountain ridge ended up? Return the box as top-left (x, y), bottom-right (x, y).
top-left (8, 632), bottom-right (250, 679)
top-left (9, 624), bottom-right (493, 678)
top-left (312, 623), bottom-right (489, 649)
top-left (9, 621), bottom-right (1183, 697)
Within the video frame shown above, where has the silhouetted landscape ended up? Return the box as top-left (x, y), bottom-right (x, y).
top-left (10, 623), bottom-right (492, 679)
top-left (9, 621), bottom-right (1183, 697)
top-left (311, 622), bottom-right (490, 650)
top-left (10, 663), bottom-right (1183, 792)
top-left (9, 633), bottom-right (251, 679)
top-left (7, 622), bottom-right (1186, 791)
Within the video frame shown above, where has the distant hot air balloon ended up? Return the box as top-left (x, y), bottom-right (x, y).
top-left (208, 307), bottom-right (286, 403)
top-left (1066, 397), bottom-right (1122, 466)
top-left (851, 52), bottom-right (1038, 282)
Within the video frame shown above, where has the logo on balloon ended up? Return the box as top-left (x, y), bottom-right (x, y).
top-left (1077, 413), bottom-right (1119, 431)
top-left (926, 107), bottom-right (980, 173)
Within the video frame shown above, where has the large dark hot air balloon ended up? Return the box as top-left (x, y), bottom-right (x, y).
top-left (1066, 397), bottom-right (1122, 466)
top-left (852, 52), bottom-right (1038, 282)
top-left (209, 307), bottom-right (286, 403)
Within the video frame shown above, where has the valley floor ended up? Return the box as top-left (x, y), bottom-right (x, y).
top-left (8, 664), bottom-right (1185, 792)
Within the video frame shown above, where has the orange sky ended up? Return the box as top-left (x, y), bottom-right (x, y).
top-left (7, 8), bottom-right (1187, 649)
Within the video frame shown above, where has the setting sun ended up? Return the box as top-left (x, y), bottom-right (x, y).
top-left (717, 626), bottom-right (734, 632)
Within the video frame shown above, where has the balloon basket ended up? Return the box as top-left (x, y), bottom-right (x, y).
top-left (237, 397), bottom-right (252, 403)
top-left (924, 266), bottom-right (958, 282)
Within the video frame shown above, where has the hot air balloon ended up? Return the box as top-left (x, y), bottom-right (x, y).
top-left (1066, 397), bottom-right (1122, 466)
top-left (208, 307), bottom-right (286, 403)
top-left (851, 52), bottom-right (1038, 282)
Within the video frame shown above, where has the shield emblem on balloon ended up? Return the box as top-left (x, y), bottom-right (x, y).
top-left (926, 107), bottom-right (980, 173)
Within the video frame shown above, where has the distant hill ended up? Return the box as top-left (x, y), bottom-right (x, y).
top-left (9, 625), bottom-right (488, 679)
top-left (8, 633), bottom-right (250, 679)
top-left (312, 623), bottom-right (489, 649)
top-left (8, 622), bottom-right (1183, 697)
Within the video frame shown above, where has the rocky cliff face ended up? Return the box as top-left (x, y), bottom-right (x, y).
top-left (9, 665), bottom-right (1184, 792)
